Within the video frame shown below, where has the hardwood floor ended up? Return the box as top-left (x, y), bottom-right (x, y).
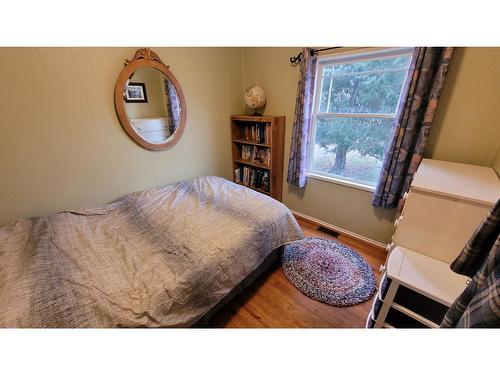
top-left (207, 218), bottom-right (387, 328)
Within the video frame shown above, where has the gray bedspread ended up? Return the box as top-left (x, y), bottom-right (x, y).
top-left (0, 176), bottom-right (303, 327)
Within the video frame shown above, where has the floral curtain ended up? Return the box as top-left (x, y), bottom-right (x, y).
top-left (164, 79), bottom-right (181, 135)
top-left (287, 48), bottom-right (318, 188)
top-left (372, 47), bottom-right (454, 209)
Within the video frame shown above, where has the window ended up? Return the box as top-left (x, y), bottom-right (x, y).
top-left (308, 48), bottom-right (414, 190)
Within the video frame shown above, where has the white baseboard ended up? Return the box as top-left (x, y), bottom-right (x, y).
top-left (291, 209), bottom-right (387, 250)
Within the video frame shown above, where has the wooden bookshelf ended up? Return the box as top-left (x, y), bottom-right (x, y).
top-left (230, 115), bottom-right (285, 201)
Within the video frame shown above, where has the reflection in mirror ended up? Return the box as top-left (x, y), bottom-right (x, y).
top-left (115, 48), bottom-right (186, 151)
top-left (123, 67), bottom-right (182, 145)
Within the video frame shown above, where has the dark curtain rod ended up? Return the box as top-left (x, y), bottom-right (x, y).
top-left (290, 47), bottom-right (342, 65)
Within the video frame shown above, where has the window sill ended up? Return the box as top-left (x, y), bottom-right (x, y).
top-left (306, 172), bottom-right (375, 193)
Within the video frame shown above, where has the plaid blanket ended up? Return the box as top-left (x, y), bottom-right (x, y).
top-left (441, 199), bottom-right (500, 328)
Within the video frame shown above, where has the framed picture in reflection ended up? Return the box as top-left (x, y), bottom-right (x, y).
top-left (125, 82), bottom-right (148, 103)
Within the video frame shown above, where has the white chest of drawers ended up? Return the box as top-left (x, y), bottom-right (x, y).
top-left (130, 117), bottom-right (171, 144)
top-left (368, 159), bottom-right (499, 328)
top-left (390, 159), bottom-right (500, 263)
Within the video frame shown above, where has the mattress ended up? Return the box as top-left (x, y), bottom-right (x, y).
top-left (0, 176), bottom-right (303, 327)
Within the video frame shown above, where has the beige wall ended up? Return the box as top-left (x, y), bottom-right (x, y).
top-left (0, 47), bottom-right (242, 225)
top-left (125, 67), bottom-right (168, 119)
top-left (241, 47), bottom-right (500, 243)
top-left (1, 47), bottom-right (498, 243)
top-left (424, 48), bottom-right (500, 166)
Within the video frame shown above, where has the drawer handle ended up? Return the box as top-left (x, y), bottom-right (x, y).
top-left (394, 215), bottom-right (403, 227)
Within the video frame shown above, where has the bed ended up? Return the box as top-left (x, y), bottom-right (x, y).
top-left (0, 176), bottom-right (303, 327)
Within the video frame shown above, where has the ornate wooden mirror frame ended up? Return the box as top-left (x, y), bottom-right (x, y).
top-left (114, 48), bottom-right (187, 151)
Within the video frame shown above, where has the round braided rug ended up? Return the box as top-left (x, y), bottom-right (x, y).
top-left (282, 237), bottom-right (376, 306)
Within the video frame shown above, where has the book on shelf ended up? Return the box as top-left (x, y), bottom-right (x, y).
top-left (240, 145), bottom-right (271, 166)
top-left (235, 166), bottom-right (270, 193)
top-left (240, 123), bottom-right (270, 144)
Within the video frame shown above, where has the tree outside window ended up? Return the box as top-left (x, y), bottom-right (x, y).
top-left (308, 48), bottom-right (414, 188)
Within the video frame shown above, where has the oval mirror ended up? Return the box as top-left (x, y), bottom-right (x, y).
top-left (114, 49), bottom-right (187, 150)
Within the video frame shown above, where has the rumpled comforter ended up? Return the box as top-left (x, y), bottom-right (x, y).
top-left (0, 176), bottom-right (303, 327)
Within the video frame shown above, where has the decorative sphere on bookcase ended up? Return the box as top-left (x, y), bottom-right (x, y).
top-left (244, 85), bottom-right (266, 115)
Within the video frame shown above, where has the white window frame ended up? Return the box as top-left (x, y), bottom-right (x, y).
top-left (307, 47), bottom-right (415, 192)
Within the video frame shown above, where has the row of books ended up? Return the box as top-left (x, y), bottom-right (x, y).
top-left (240, 145), bottom-right (271, 166)
top-left (239, 123), bottom-right (270, 144)
top-left (234, 167), bottom-right (270, 192)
